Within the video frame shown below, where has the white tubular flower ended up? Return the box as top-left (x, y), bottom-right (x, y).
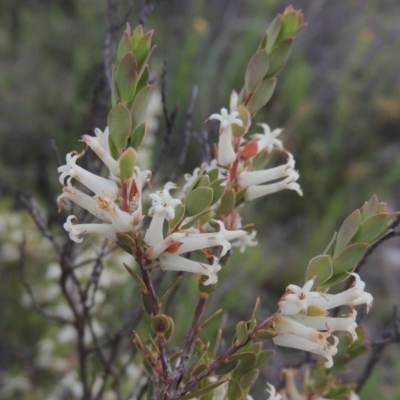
top-left (278, 278), bottom-right (321, 316)
top-left (273, 315), bottom-right (331, 349)
top-left (293, 309), bottom-right (358, 342)
top-left (144, 182), bottom-right (182, 246)
top-left (266, 383), bottom-right (281, 400)
top-left (80, 127), bottom-right (119, 176)
top-left (58, 152), bottom-right (118, 199)
top-left (64, 216), bottom-right (117, 243)
top-left (273, 329), bottom-right (338, 369)
top-left (148, 182), bottom-right (181, 218)
top-left (252, 123), bottom-right (283, 154)
top-left (232, 229), bottom-right (257, 252)
top-left (230, 90), bottom-right (239, 112)
top-left (308, 274), bottom-right (373, 312)
top-left (244, 170), bottom-right (303, 201)
top-left (182, 161), bottom-right (227, 193)
top-left (238, 153), bottom-right (296, 187)
top-left (147, 220), bottom-right (247, 259)
top-left (183, 166), bottom-right (202, 193)
top-left (93, 195), bottom-right (133, 232)
top-left (159, 254), bottom-right (221, 285)
top-left (209, 108), bottom-right (243, 167)
top-left (58, 186), bottom-right (112, 223)
top-left (130, 166), bottom-right (152, 223)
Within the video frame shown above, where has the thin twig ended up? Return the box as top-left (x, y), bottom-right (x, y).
top-left (50, 138), bottom-right (62, 167)
top-left (18, 237), bottom-right (72, 324)
top-left (19, 193), bottom-right (62, 253)
top-left (177, 293), bottom-right (208, 375)
top-left (353, 221), bottom-right (400, 278)
top-left (357, 306), bottom-right (400, 392)
top-left (152, 64), bottom-right (179, 177)
top-left (193, 128), bottom-right (212, 164)
top-left (169, 86), bottom-right (198, 182)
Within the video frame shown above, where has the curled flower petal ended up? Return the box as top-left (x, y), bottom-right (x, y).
top-left (57, 187), bottom-right (112, 223)
top-left (58, 152), bottom-right (118, 199)
top-left (266, 383), bottom-right (281, 400)
top-left (64, 215), bottom-right (117, 243)
top-left (80, 127), bottom-right (119, 176)
top-left (159, 254), bottom-right (221, 285)
top-left (245, 171), bottom-right (303, 201)
top-left (238, 153), bottom-right (295, 187)
top-left (273, 332), bottom-right (338, 369)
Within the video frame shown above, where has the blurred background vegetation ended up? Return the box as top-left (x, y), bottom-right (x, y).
top-left (1, 0), bottom-right (400, 398)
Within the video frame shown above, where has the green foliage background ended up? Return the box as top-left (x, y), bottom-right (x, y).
top-left (1, 0), bottom-right (400, 398)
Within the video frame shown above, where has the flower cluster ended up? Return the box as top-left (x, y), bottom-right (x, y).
top-left (271, 273), bottom-right (373, 368)
top-left (57, 120), bottom-right (248, 285)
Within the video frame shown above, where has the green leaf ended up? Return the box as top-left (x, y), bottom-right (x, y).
top-left (239, 369), bottom-right (259, 389)
top-left (194, 175), bottom-right (211, 189)
top-left (231, 105), bottom-right (251, 137)
top-left (111, 64), bottom-right (117, 107)
top-left (181, 379), bottom-right (229, 400)
top-left (123, 263), bottom-right (147, 291)
top-left (141, 292), bottom-right (153, 315)
top-left (108, 103), bottom-right (132, 150)
top-left (333, 210), bottom-right (361, 257)
top-left (212, 328), bottom-right (222, 360)
top-left (256, 350), bottom-right (273, 367)
top-left (119, 147), bottom-right (136, 179)
top-left (323, 232), bottom-right (337, 256)
top-left (131, 25), bottom-right (143, 49)
top-left (377, 202), bottom-right (388, 213)
top-left (233, 353), bottom-right (257, 378)
top-left (131, 122), bottom-right (147, 149)
top-left (246, 78), bottom-right (277, 115)
top-left (206, 168), bottom-right (219, 182)
top-left (136, 64), bottom-right (150, 94)
top-left (321, 244), bottom-right (368, 288)
top-left (226, 379), bottom-right (244, 400)
top-left (115, 52), bottom-right (138, 103)
top-left (236, 322), bottom-right (248, 345)
top-left (130, 85), bottom-right (152, 130)
top-left (264, 15), bottom-right (281, 52)
top-left (360, 195), bottom-right (378, 221)
top-left (137, 45), bottom-right (156, 80)
top-left (200, 309), bottom-right (222, 329)
top-left (333, 243), bottom-right (368, 274)
top-left (218, 189), bottom-right (236, 217)
top-left (350, 213), bottom-right (389, 244)
top-left (159, 275), bottom-right (183, 304)
top-left (265, 38), bottom-right (293, 78)
top-left (210, 185), bottom-right (225, 206)
top-left (133, 30), bottom-right (154, 70)
top-left (108, 134), bottom-right (119, 160)
top-left (117, 31), bottom-right (133, 62)
top-left (117, 232), bottom-right (136, 247)
top-left (185, 187), bottom-right (213, 217)
top-left (168, 203), bottom-right (185, 230)
top-left (208, 178), bottom-right (226, 190)
top-left (253, 329), bottom-right (277, 339)
top-left (305, 255), bottom-right (333, 289)
top-left (214, 360), bottom-right (239, 375)
top-left (278, 7), bottom-right (305, 41)
top-left (245, 50), bottom-right (269, 94)
top-left (251, 297), bottom-right (261, 322)
top-left (181, 208), bottom-right (212, 230)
